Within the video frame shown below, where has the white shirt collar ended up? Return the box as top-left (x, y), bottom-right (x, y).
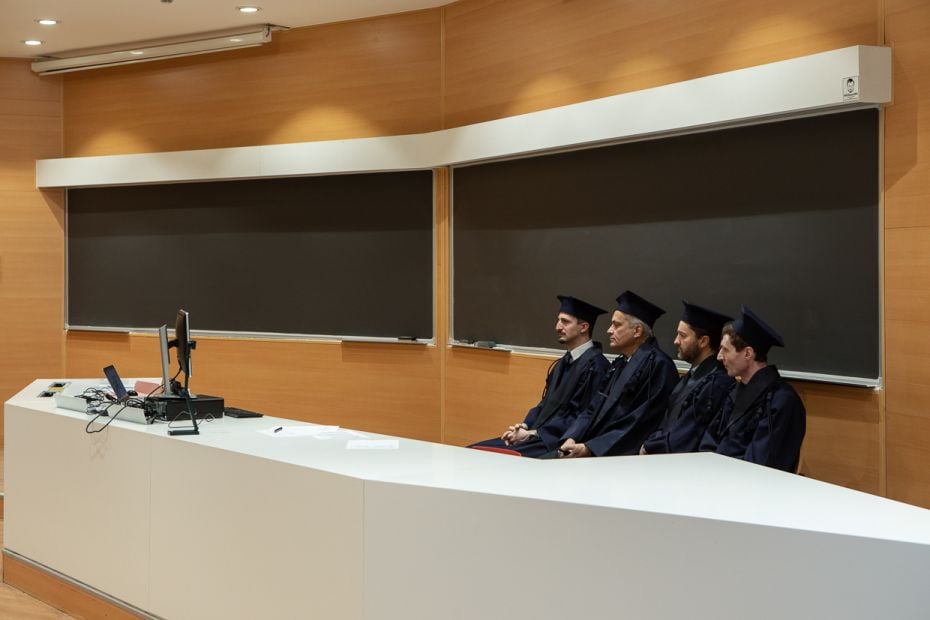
top-left (568, 339), bottom-right (595, 361)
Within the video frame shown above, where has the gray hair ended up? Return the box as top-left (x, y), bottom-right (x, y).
top-left (626, 315), bottom-right (652, 339)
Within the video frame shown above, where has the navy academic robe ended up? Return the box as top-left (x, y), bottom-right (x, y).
top-left (471, 343), bottom-right (609, 455)
top-left (561, 337), bottom-right (679, 457)
top-left (641, 357), bottom-right (733, 454)
top-left (699, 365), bottom-right (806, 472)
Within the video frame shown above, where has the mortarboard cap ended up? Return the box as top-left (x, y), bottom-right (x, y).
top-left (732, 305), bottom-right (784, 356)
top-left (557, 295), bottom-right (608, 327)
top-left (681, 301), bottom-right (733, 336)
top-left (615, 290), bottom-right (665, 329)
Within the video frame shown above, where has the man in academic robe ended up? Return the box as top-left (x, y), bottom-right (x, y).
top-left (699, 306), bottom-right (806, 472)
top-left (470, 295), bottom-right (609, 458)
top-left (641, 301), bottom-right (734, 454)
top-left (557, 290), bottom-right (679, 458)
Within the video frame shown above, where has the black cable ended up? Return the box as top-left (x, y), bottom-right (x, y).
top-left (166, 409), bottom-right (213, 430)
top-left (84, 402), bottom-right (131, 434)
top-left (82, 387), bottom-right (108, 401)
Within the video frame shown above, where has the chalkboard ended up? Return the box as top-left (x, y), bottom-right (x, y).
top-left (68, 171), bottom-right (433, 339)
top-left (453, 109), bottom-right (879, 381)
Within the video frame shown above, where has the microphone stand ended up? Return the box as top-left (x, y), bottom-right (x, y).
top-left (168, 341), bottom-right (200, 436)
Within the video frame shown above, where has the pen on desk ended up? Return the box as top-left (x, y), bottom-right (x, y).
top-left (273, 426), bottom-right (283, 433)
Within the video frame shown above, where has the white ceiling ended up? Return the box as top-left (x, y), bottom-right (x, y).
top-left (0, 0), bottom-right (450, 59)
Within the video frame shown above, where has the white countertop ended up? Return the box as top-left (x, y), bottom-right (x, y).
top-left (11, 378), bottom-right (930, 547)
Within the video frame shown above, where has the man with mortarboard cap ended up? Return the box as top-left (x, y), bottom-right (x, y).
top-left (470, 295), bottom-right (609, 457)
top-left (641, 301), bottom-right (734, 454)
top-left (557, 290), bottom-right (679, 458)
top-left (699, 305), bottom-right (806, 472)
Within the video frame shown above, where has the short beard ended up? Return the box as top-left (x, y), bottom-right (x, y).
top-left (678, 345), bottom-right (699, 365)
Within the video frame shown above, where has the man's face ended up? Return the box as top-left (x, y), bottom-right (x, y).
top-left (717, 333), bottom-right (751, 380)
top-left (555, 312), bottom-right (586, 347)
top-left (607, 310), bottom-right (639, 352)
top-left (674, 321), bottom-right (703, 364)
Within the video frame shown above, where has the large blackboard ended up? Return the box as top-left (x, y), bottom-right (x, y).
top-left (68, 171), bottom-right (433, 339)
top-left (453, 109), bottom-right (880, 381)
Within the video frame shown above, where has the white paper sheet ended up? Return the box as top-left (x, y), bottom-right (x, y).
top-left (259, 424), bottom-right (340, 437)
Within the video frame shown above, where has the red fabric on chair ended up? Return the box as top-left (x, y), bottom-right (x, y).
top-left (470, 446), bottom-right (522, 457)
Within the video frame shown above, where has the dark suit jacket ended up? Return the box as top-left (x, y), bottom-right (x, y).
top-left (699, 365), bottom-right (806, 472)
top-left (642, 357), bottom-right (733, 454)
top-left (525, 342), bottom-right (609, 450)
top-left (470, 341), bottom-right (608, 452)
top-left (562, 337), bottom-right (678, 456)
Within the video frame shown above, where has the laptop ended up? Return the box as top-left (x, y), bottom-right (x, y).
top-left (101, 365), bottom-right (152, 425)
top-left (103, 365), bottom-right (131, 402)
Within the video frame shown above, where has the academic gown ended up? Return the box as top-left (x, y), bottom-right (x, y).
top-left (699, 365), bottom-right (806, 472)
top-left (560, 337), bottom-right (679, 457)
top-left (641, 357), bottom-right (733, 454)
top-left (470, 343), bottom-right (609, 456)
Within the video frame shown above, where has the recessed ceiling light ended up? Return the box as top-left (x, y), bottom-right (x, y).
top-left (23, 40), bottom-right (43, 46)
top-left (237, 6), bottom-right (261, 14)
top-left (229, 38), bottom-right (243, 43)
top-left (36, 19), bottom-right (59, 26)
top-left (129, 50), bottom-right (145, 55)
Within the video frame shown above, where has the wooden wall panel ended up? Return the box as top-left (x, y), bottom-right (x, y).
top-left (443, 348), bottom-right (553, 447)
top-left (0, 61), bottom-right (64, 455)
top-left (434, 168), bottom-right (451, 440)
top-left (793, 382), bottom-right (881, 494)
top-left (885, 413), bottom-right (930, 506)
top-left (64, 332), bottom-right (442, 442)
top-left (442, 0), bottom-right (879, 128)
top-left (62, 9), bottom-right (443, 156)
top-left (884, 0), bottom-right (930, 507)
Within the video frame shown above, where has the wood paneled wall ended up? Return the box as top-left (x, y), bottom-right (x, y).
top-left (3, 0), bottom-right (929, 504)
top-left (63, 9), bottom-right (443, 155)
top-left (0, 60), bottom-right (64, 444)
top-left (442, 0), bottom-right (880, 127)
top-left (883, 0), bottom-right (930, 507)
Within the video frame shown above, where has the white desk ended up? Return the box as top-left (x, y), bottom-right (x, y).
top-left (6, 379), bottom-right (930, 619)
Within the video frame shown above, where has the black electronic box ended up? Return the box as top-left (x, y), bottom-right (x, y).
top-left (144, 394), bottom-right (225, 421)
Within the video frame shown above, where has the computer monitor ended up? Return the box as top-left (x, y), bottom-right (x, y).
top-left (167, 309), bottom-right (200, 436)
top-left (158, 325), bottom-right (175, 397)
top-left (175, 309), bottom-right (194, 384)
